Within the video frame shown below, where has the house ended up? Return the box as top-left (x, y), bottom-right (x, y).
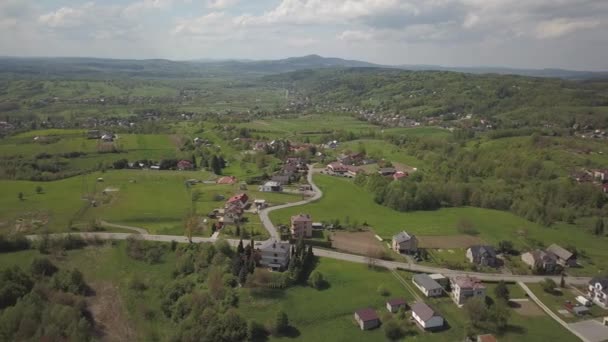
top-left (521, 249), bottom-right (558, 273)
top-left (259, 181), bottom-right (283, 192)
top-left (429, 274), bottom-right (449, 289)
top-left (326, 162), bottom-right (348, 175)
top-left (391, 231), bottom-right (418, 254)
top-left (378, 168), bottom-right (397, 176)
top-left (254, 199), bottom-right (267, 209)
top-left (226, 193), bottom-right (249, 208)
top-left (312, 222), bottom-right (324, 230)
top-left (477, 334), bottom-right (498, 342)
top-left (393, 171), bottom-right (408, 181)
top-left (100, 134), bottom-right (114, 142)
top-left (588, 277), bottom-right (608, 308)
top-left (291, 214), bottom-right (313, 238)
top-left (386, 298), bottom-right (407, 313)
top-left (345, 165), bottom-right (364, 178)
top-left (411, 302), bottom-right (444, 329)
top-left (546, 244), bottom-right (577, 267)
top-left (338, 153), bottom-right (364, 166)
top-left (219, 204), bottom-right (243, 225)
top-left (271, 175), bottom-right (291, 185)
top-left (256, 239), bottom-right (291, 271)
top-left (354, 308), bottom-right (380, 330)
top-left (603, 183), bottom-right (608, 194)
top-left (466, 245), bottom-right (498, 267)
top-left (592, 169), bottom-right (608, 181)
top-left (412, 274), bottom-right (443, 297)
top-left (216, 176), bottom-right (237, 185)
top-left (177, 160), bottom-right (194, 171)
top-left (451, 276), bottom-right (486, 306)
top-left (324, 140), bottom-right (339, 149)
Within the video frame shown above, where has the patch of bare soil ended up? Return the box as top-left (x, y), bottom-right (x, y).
top-left (510, 300), bottom-right (545, 317)
top-left (418, 235), bottom-right (484, 249)
top-left (88, 281), bottom-right (136, 342)
top-left (332, 231), bottom-right (384, 255)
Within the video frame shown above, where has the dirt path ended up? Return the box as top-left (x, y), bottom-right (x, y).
top-left (88, 282), bottom-right (137, 342)
top-left (99, 220), bottom-right (148, 234)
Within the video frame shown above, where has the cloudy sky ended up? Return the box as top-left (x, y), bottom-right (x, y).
top-left (1, 0), bottom-right (607, 70)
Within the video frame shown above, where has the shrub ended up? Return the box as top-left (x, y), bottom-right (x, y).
top-left (30, 258), bottom-right (58, 277)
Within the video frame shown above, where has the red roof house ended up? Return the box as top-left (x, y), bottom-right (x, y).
top-left (177, 160), bottom-right (194, 170)
top-left (226, 193), bottom-right (249, 207)
top-left (393, 171), bottom-right (409, 180)
top-left (217, 176), bottom-right (237, 185)
top-left (354, 308), bottom-right (380, 330)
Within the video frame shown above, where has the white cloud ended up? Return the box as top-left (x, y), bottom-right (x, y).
top-left (207, 0), bottom-right (240, 10)
top-left (38, 3), bottom-right (93, 28)
top-left (535, 17), bottom-right (601, 39)
top-left (337, 30), bottom-right (374, 42)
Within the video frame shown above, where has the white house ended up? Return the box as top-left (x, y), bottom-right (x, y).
top-left (588, 277), bottom-right (608, 309)
top-left (451, 276), bottom-right (486, 306)
top-left (259, 181), bottom-right (282, 192)
top-left (412, 274), bottom-right (443, 297)
top-left (411, 302), bottom-right (444, 329)
top-left (256, 239), bottom-right (291, 271)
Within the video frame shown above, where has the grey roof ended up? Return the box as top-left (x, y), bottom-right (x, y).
top-left (411, 302), bottom-right (438, 321)
top-left (393, 231), bottom-right (414, 244)
top-left (547, 244), bottom-right (574, 261)
top-left (413, 274), bottom-right (443, 291)
top-left (469, 245), bottom-right (497, 259)
top-left (590, 277), bottom-right (608, 288)
top-left (257, 239), bottom-right (290, 253)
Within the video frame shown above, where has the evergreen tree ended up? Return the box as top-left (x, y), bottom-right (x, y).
top-left (191, 154), bottom-right (197, 168)
top-left (595, 218), bottom-right (604, 236)
top-left (211, 155), bottom-right (222, 175)
top-left (273, 311), bottom-right (289, 335)
top-left (231, 255), bottom-right (243, 276)
top-left (238, 265), bottom-right (248, 285)
top-left (236, 225), bottom-right (241, 237)
top-left (237, 239), bottom-right (244, 255)
top-left (494, 281), bottom-right (510, 302)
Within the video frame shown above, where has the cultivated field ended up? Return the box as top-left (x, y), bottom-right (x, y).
top-left (331, 231), bottom-right (384, 256)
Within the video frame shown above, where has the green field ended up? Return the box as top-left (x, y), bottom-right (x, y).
top-left (270, 174), bottom-right (608, 276)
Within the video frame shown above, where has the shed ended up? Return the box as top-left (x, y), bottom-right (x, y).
top-left (354, 308), bottom-right (380, 330)
top-left (386, 298), bottom-right (407, 313)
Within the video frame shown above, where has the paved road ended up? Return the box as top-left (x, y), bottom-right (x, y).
top-left (313, 248), bottom-right (591, 285)
top-left (257, 165), bottom-right (323, 239)
top-left (25, 166), bottom-right (592, 286)
top-left (519, 282), bottom-right (590, 342)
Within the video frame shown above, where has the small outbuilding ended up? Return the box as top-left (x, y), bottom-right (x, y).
top-left (386, 298), bottom-right (407, 313)
top-left (411, 302), bottom-right (444, 330)
top-left (354, 308), bottom-right (380, 330)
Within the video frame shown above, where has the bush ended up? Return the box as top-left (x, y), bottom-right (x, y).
top-left (541, 278), bottom-right (557, 294)
top-left (377, 285), bottom-right (390, 297)
top-left (51, 269), bottom-right (87, 295)
top-left (308, 271), bottom-right (325, 289)
top-left (383, 320), bottom-right (404, 340)
top-left (247, 320), bottom-right (267, 341)
top-left (271, 310), bottom-right (289, 335)
top-left (30, 258), bottom-right (58, 277)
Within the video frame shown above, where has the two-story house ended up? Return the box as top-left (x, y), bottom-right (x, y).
top-left (588, 277), bottom-right (608, 309)
top-left (451, 276), bottom-right (486, 306)
top-left (291, 214), bottom-right (313, 238)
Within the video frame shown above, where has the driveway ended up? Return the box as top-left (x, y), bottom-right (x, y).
top-left (569, 320), bottom-right (608, 342)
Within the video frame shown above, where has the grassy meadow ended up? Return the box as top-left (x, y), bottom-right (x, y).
top-left (270, 174), bottom-right (608, 276)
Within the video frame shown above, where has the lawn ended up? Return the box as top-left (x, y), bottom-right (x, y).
top-left (400, 271), bottom-right (577, 342)
top-left (527, 283), bottom-right (608, 323)
top-left (239, 258), bottom-right (415, 342)
top-left (269, 174), bottom-right (608, 276)
top-left (336, 139), bottom-right (424, 169)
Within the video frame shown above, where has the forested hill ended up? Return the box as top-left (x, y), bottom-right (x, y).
top-left (266, 68), bottom-right (608, 129)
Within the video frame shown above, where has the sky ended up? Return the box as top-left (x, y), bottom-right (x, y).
top-left (1, 0), bottom-right (607, 70)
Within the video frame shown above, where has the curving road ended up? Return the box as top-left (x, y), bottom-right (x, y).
top-left (25, 165), bottom-right (592, 286)
top-left (257, 165), bottom-right (323, 239)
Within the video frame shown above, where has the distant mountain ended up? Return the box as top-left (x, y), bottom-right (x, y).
top-left (0, 55), bottom-right (606, 80)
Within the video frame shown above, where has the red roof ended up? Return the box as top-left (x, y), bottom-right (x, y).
top-left (478, 334), bottom-right (498, 342)
top-left (291, 214), bottom-right (312, 223)
top-left (393, 171), bottom-right (408, 180)
top-left (227, 193), bottom-right (248, 204)
top-left (217, 176), bottom-right (237, 184)
top-left (177, 160), bottom-right (193, 169)
top-left (355, 308), bottom-right (378, 322)
top-left (387, 298), bottom-right (407, 307)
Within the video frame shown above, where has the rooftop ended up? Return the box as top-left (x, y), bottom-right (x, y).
top-left (355, 308), bottom-right (379, 322)
top-left (452, 276), bottom-right (485, 290)
top-left (411, 302), bottom-right (438, 321)
top-left (291, 214), bottom-right (312, 222)
top-left (393, 231), bottom-right (414, 243)
top-left (387, 298), bottom-right (407, 307)
top-left (413, 274), bottom-right (443, 291)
